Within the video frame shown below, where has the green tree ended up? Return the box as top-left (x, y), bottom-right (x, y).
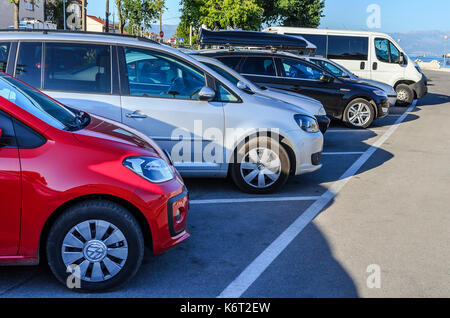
top-left (257, 0), bottom-right (325, 27)
top-left (120, 0), bottom-right (165, 35)
top-left (199, 0), bottom-right (263, 30)
top-left (45, 0), bottom-right (65, 29)
top-left (176, 0), bottom-right (203, 43)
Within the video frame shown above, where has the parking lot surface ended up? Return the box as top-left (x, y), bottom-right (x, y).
top-left (1, 70), bottom-right (449, 298)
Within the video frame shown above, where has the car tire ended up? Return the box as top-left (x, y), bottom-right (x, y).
top-left (230, 136), bottom-right (290, 194)
top-left (395, 84), bottom-right (414, 106)
top-left (46, 199), bottom-right (145, 292)
top-left (343, 98), bottom-right (375, 129)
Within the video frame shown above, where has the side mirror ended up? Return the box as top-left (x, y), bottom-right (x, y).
top-left (237, 81), bottom-right (253, 93)
top-left (400, 53), bottom-right (406, 65)
top-left (319, 74), bottom-right (333, 83)
top-left (198, 87), bottom-right (216, 101)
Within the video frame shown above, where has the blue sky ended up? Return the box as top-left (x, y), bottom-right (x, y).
top-left (88, 0), bottom-right (450, 33)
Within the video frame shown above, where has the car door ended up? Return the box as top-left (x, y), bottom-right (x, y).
top-left (20, 42), bottom-right (122, 123)
top-left (0, 109), bottom-right (21, 256)
top-left (119, 46), bottom-right (224, 172)
top-left (371, 37), bottom-right (405, 85)
top-left (257, 57), bottom-right (343, 117)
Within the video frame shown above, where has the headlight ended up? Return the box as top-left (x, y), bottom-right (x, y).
top-left (294, 114), bottom-right (319, 133)
top-left (123, 157), bottom-right (174, 183)
top-left (318, 106), bottom-right (327, 116)
top-left (373, 89), bottom-right (387, 97)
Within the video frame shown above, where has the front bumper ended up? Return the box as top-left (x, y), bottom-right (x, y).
top-left (376, 98), bottom-right (390, 119)
top-left (285, 129), bottom-right (323, 176)
top-left (315, 115), bottom-right (331, 134)
top-left (410, 75), bottom-right (428, 99)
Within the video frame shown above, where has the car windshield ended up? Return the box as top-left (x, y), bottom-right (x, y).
top-left (0, 73), bottom-right (81, 130)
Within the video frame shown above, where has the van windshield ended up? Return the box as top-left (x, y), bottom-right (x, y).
top-left (0, 73), bottom-right (83, 130)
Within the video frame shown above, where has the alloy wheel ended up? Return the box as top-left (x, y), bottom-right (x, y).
top-left (348, 102), bottom-right (372, 127)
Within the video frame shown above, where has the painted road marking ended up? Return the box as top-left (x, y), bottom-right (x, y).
top-left (322, 152), bottom-right (365, 155)
top-left (218, 100), bottom-right (417, 298)
top-left (190, 196), bottom-right (320, 205)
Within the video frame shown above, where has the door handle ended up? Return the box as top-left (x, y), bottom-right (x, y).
top-left (360, 62), bottom-right (365, 70)
top-left (373, 62), bottom-right (378, 70)
top-left (126, 111), bottom-right (147, 119)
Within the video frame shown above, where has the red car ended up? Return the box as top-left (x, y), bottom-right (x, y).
top-left (0, 72), bottom-right (189, 291)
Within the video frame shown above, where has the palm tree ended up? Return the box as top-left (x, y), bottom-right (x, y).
top-left (9, 0), bottom-right (20, 29)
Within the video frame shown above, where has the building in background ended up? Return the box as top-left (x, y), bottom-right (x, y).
top-left (87, 15), bottom-right (118, 33)
top-left (0, 0), bottom-right (45, 29)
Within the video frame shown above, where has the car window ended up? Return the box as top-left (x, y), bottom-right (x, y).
top-left (216, 56), bottom-right (242, 70)
top-left (327, 35), bottom-right (369, 61)
top-left (0, 109), bottom-right (17, 148)
top-left (241, 57), bottom-right (276, 76)
top-left (15, 42), bottom-right (42, 89)
top-left (44, 43), bottom-right (111, 93)
top-left (389, 42), bottom-right (401, 63)
top-left (0, 73), bottom-right (77, 130)
top-left (124, 47), bottom-right (206, 100)
top-left (312, 59), bottom-right (345, 77)
top-left (12, 118), bottom-right (46, 149)
top-left (281, 58), bottom-right (324, 80)
top-left (216, 82), bottom-right (239, 103)
top-left (204, 62), bottom-right (239, 85)
top-left (291, 34), bottom-right (327, 57)
top-left (374, 38), bottom-right (390, 63)
top-left (0, 42), bottom-right (10, 72)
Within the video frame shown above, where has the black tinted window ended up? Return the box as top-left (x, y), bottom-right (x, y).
top-left (291, 34), bottom-right (327, 57)
top-left (241, 57), bottom-right (276, 76)
top-left (0, 110), bottom-right (17, 148)
top-left (16, 42), bottom-right (42, 88)
top-left (0, 42), bottom-right (10, 72)
top-left (12, 118), bottom-right (46, 149)
top-left (281, 58), bottom-right (324, 80)
top-left (327, 35), bottom-right (368, 60)
top-left (44, 43), bottom-right (111, 93)
top-left (205, 63), bottom-right (239, 85)
top-left (216, 56), bottom-right (242, 70)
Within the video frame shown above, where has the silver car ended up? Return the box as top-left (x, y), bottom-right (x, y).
top-left (190, 54), bottom-right (331, 133)
top-left (305, 56), bottom-right (398, 106)
top-left (0, 31), bottom-right (323, 193)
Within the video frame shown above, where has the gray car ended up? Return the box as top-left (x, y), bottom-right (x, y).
top-left (0, 31), bottom-right (323, 193)
top-left (189, 54), bottom-right (331, 133)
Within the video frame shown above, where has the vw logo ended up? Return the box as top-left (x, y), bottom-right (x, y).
top-left (83, 241), bottom-right (107, 262)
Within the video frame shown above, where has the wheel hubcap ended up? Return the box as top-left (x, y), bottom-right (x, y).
top-left (61, 220), bottom-right (128, 282)
top-left (240, 147), bottom-right (282, 189)
top-left (348, 103), bottom-right (371, 126)
top-left (397, 89), bottom-right (408, 101)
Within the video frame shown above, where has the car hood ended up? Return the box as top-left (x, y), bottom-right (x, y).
top-left (255, 87), bottom-right (323, 115)
top-left (72, 114), bottom-right (166, 158)
top-left (249, 93), bottom-right (315, 118)
top-left (352, 79), bottom-right (396, 95)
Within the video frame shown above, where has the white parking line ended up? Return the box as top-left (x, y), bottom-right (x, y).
top-left (190, 196), bottom-right (320, 205)
top-left (218, 100), bottom-right (417, 298)
top-left (322, 152), bottom-right (364, 155)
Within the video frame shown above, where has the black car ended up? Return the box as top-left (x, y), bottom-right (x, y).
top-left (199, 50), bottom-right (390, 129)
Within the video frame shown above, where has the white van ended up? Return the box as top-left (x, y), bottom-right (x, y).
top-left (263, 27), bottom-right (427, 105)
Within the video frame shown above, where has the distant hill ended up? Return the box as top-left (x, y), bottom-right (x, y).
top-left (389, 30), bottom-right (449, 57)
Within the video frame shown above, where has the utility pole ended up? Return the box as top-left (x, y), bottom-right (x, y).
top-left (63, 0), bottom-right (67, 30)
top-left (190, 22), bottom-right (193, 47)
top-left (159, 8), bottom-right (162, 42)
top-left (82, 0), bottom-right (86, 31)
top-left (105, 0), bottom-right (110, 33)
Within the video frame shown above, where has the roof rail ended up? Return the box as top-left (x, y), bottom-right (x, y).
top-left (0, 29), bottom-right (160, 45)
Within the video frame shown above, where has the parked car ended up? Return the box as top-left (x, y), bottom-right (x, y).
top-left (264, 27), bottom-right (428, 106)
top-left (0, 31), bottom-right (323, 193)
top-left (0, 72), bottom-right (189, 291)
top-left (303, 56), bottom-right (398, 107)
top-left (190, 53), bottom-right (331, 133)
top-left (200, 49), bottom-right (390, 129)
